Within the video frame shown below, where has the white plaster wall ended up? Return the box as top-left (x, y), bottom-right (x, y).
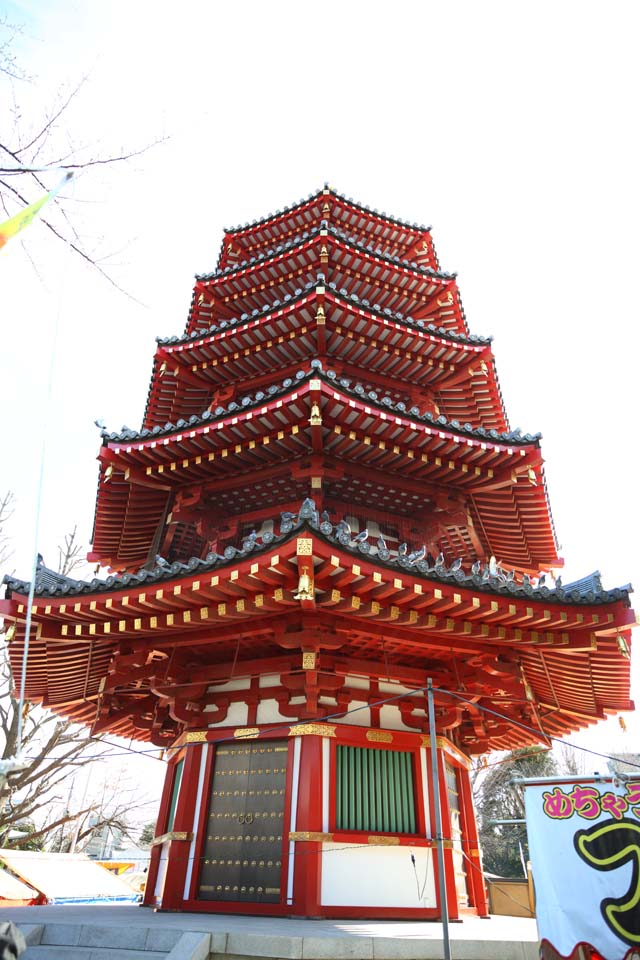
top-left (318, 696), bottom-right (337, 707)
top-left (154, 841), bottom-right (170, 901)
top-left (337, 700), bottom-right (370, 726)
top-left (183, 744), bottom-right (207, 899)
top-left (286, 737), bottom-right (302, 904)
top-left (206, 700), bottom-right (248, 726)
top-left (322, 737), bottom-right (330, 833)
top-left (344, 674), bottom-right (370, 690)
top-left (256, 697), bottom-right (294, 724)
top-left (379, 703), bottom-right (419, 732)
top-left (206, 677), bottom-right (250, 692)
top-left (378, 680), bottom-right (418, 696)
top-left (321, 843), bottom-right (435, 908)
top-left (420, 747), bottom-right (431, 839)
top-left (259, 673), bottom-right (280, 688)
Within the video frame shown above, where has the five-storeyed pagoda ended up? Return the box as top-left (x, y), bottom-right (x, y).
top-left (2, 187), bottom-right (635, 919)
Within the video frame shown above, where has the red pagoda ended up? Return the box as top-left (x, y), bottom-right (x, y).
top-left (2, 187), bottom-right (635, 920)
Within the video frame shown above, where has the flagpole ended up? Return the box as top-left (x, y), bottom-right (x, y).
top-left (427, 677), bottom-right (452, 960)
top-left (14, 172), bottom-right (75, 756)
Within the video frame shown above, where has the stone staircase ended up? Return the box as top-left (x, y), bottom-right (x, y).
top-left (19, 922), bottom-right (210, 960)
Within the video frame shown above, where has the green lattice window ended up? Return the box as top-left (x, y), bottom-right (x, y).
top-left (335, 745), bottom-right (417, 833)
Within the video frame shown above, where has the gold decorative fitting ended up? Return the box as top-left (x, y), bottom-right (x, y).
top-left (234, 728), bottom-right (260, 739)
top-left (309, 403), bottom-right (322, 426)
top-left (296, 538), bottom-right (313, 556)
top-left (311, 477), bottom-right (322, 489)
top-left (150, 831), bottom-right (193, 846)
top-left (289, 723), bottom-right (336, 737)
top-left (366, 730), bottom-right (393, 743)
top-left (315, 305), bottom-right (326, 324)
top-left (368, 835), bottom-right (400, 846)
top-left (289, 831), bottom-right (333, 842)
top-left (302, 651), bottom-right (317, 670)
top-left (4, 624), bottom-right (16, 644)
top-left (185, 731), bottom-right (207, 743)
top-left (436, 291), bottom-right (454, 307)
top-left (294, 566), bottom-right (314, 601)
top-left (616, 634), bottom-right (630, 659)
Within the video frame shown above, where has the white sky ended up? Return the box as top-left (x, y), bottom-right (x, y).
top-left (1, 0), bottom-right (638, 778)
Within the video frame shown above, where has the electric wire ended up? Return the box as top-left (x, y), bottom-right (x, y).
top-left (16, 681), bottom-right (640, 772)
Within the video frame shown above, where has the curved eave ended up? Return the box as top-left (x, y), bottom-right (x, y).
top-left (143, 289), bottom-right (505, 433)
top-left (187, 230), bottom-right (463, 340)
top-left (93, 372), bottom-right (554, 569)
top-left (2, 525), bottom-right (633, 746)
top-left (210, 223), bottom-right (446, 286)
top-left (221, 187), bottom-right (435, 273)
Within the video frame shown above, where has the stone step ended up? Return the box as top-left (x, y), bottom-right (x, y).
top-left (23, 949), bottom-right (168, 960)
top-left (19, 923), bottom-right (211, 960)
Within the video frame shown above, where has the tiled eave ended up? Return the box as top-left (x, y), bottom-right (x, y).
top-left (161, 280), bottom-right (487, 352)
top-left (115, 363), bottom-right (527, 449)
top-left (204, 222), bottom-right (448, 285)
top-left (3, 520), bottom-right (631, 606)
top-left (2, 525), bottom-right (633, 746)
top-left (92, 367), bottom-right (555, 570)
top-left (144, 286), bottom-right (505, 434)
top-left (220, 187), bottom-right (435, 272)
top-left (186, 229), bottom-right (464, 340)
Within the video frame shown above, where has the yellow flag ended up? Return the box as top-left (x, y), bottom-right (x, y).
top-left (0, 171), bottom-right (73, 251)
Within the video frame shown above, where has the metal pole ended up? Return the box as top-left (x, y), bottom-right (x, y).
top-left (427, 677), bottom-right (451, 960)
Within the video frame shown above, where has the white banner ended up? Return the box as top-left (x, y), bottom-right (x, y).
top-left (525, 778), bottom-right (640, 960)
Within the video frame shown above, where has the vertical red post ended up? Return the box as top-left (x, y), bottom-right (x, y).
top-left (291, 734), bottom-right (324, 916)
top-left (160, 742), bottom-right (204, 910)
top-left (458, 764), bottom-right (489, 916)
top-left (143, 753), bottom-right (180, 907)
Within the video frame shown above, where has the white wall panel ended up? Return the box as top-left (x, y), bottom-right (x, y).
top-left (321, 843), bottom-right (436, 908)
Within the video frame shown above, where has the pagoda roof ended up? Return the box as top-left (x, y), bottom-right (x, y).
top-left (225, 187), bottom-right (430, 237)
top-left (145, 282), bottom-right (504, 433)
top-left (199, 222), bottom-right (452, 285)
top-left (128, 363), bottom-right (514, 449)
top-left (92, 362), bottom-right (554, 571)
top-left (2, 519), bottom-right (629, 606)
top-left (2, 515), bottom-right (634, 750)
top-left (187, 227), bottom-right (464, 340)
top-left (160, 279), bottom-right (485, 351)
top-left (218, 186), bottom-right (437, 274)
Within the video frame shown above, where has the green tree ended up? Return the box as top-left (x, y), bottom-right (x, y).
top-left (474, 747), bottom-right (557, 877)
top-left (139, 822), bottom-right (155, 847)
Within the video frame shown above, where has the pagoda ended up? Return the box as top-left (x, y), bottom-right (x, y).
top-left (1, 187), bottom-right (635, 920)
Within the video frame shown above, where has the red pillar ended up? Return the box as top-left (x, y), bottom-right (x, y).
top-left (160, 742), bottom-right (205, 910)
top-left (458, 764), bottom-right (489, 916)
top-left (143, 754), bottom-right (181, 907)
top-left (291, 735), bottom-right (324, 916)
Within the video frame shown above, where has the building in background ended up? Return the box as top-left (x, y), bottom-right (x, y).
top-left (2, 188), bottom-right (634, 919)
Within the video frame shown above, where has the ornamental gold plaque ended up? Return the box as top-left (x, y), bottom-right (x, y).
top-left (185, 731), bottom-right (207, 743)
top-left (366, 730), bottom-right (393, 743)
top-left (150, 831), bottom-right (193, 847)
top-left (288, 831), bottom-right (333, 842)
top-left (289, 723), bottom-right (336, 737)
top-left (296, 538), bottom-right (313, 556)
top-left (234, 727), bottom-right (260, 739)
top-left (368, 835), bottom-right (400, 845)
top-left (302, 651), bottom-right (317, 670)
